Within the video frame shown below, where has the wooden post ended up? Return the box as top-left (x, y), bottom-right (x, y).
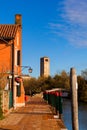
top-left (70, 68), bottom-right (79, 130)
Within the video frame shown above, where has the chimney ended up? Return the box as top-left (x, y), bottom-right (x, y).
top-left (15, 14), bottom-right (22, 25)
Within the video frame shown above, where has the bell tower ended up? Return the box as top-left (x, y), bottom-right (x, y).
top-left (40, 56), bottom-right (50, 77)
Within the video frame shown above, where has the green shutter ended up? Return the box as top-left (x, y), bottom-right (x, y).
top-left (17, 83), bottom-right (21, 97)
top-left (9, 90), bottom-right (13, 108)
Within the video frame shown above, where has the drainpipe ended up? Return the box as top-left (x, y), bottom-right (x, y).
top-left (12, 42), bottom-right (16, 109)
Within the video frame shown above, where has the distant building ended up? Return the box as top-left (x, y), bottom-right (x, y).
top-left (22, 74), bottom-right (31, 80)
top-left (40, 56), bottom-right (50, 77)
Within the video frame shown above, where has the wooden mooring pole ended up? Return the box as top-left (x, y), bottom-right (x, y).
top-left (70, 68), bottom-right (79, 130)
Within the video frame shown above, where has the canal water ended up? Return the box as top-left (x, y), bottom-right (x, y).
top-left (62, 98), bottom-right (87, 130)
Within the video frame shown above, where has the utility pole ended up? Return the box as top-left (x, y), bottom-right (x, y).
top-left (70, 68), bottom-right (79, 130)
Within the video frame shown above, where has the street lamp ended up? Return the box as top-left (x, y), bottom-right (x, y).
top-left (20, 66), bottom-right (33, 96)
top-left (20, 66), bottom-right (33, 74)
top-left (28, 67), bottom-right (33, 73)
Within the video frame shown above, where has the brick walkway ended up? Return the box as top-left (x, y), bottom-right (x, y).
top-left (0, 94), bottom-right (67, 130)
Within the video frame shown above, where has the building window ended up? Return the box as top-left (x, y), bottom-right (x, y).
top-left (45, 59), bottom-right (48, 62)
top-left (17, 50), bottom-right (20, 65)
top-left (15, 49), bottom-right (17, 65)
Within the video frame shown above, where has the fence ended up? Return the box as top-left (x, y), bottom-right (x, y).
top-left (43, 90), bottom-right (63, 118)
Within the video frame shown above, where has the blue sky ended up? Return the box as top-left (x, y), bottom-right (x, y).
top-left (0, 0), bottom-right (87, 77)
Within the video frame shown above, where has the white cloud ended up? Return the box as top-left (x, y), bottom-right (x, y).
top-left (49, 0), bottom-right (87, 47)
top-left (61, 0), bottom-right (87, 25)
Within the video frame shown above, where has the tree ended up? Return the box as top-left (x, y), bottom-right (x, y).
top-left (61, 71), bottom-right (70, 90)
top-left (53, 74), bottom-right (62, 88)
top-left (23, 69), bottom-right (87, 102)
top-left (77, 75), bottom-right (87, 102)
top-left (81, 69), bottom-right (87, 80)
top-left (24, 78), bottom-right (38, 95)
top-left (53, 71), bottom-right (70, 90)
top-left (37, 76), bottom-right (54, 91)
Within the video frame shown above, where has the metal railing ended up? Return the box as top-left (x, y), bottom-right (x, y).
top-left (43, 90), bottom-right (63, 119)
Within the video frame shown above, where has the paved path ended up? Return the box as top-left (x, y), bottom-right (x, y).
top-left (0, 94), bottom-right (67, 130)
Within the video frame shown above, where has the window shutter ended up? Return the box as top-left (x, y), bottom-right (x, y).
top-left (17, 83), bottom-right (21, 97)
top-left (17, 50), bottom-right (20, 65)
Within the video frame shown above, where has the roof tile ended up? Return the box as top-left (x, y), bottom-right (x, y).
top-left (0, 24), bottom-right (19, 39)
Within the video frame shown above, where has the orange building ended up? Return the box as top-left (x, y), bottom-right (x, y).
top-left (0, 14), bottom-right (25, 110)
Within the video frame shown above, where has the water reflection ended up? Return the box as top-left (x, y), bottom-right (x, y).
top-left (62, 98), bottom-right (87, 130)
